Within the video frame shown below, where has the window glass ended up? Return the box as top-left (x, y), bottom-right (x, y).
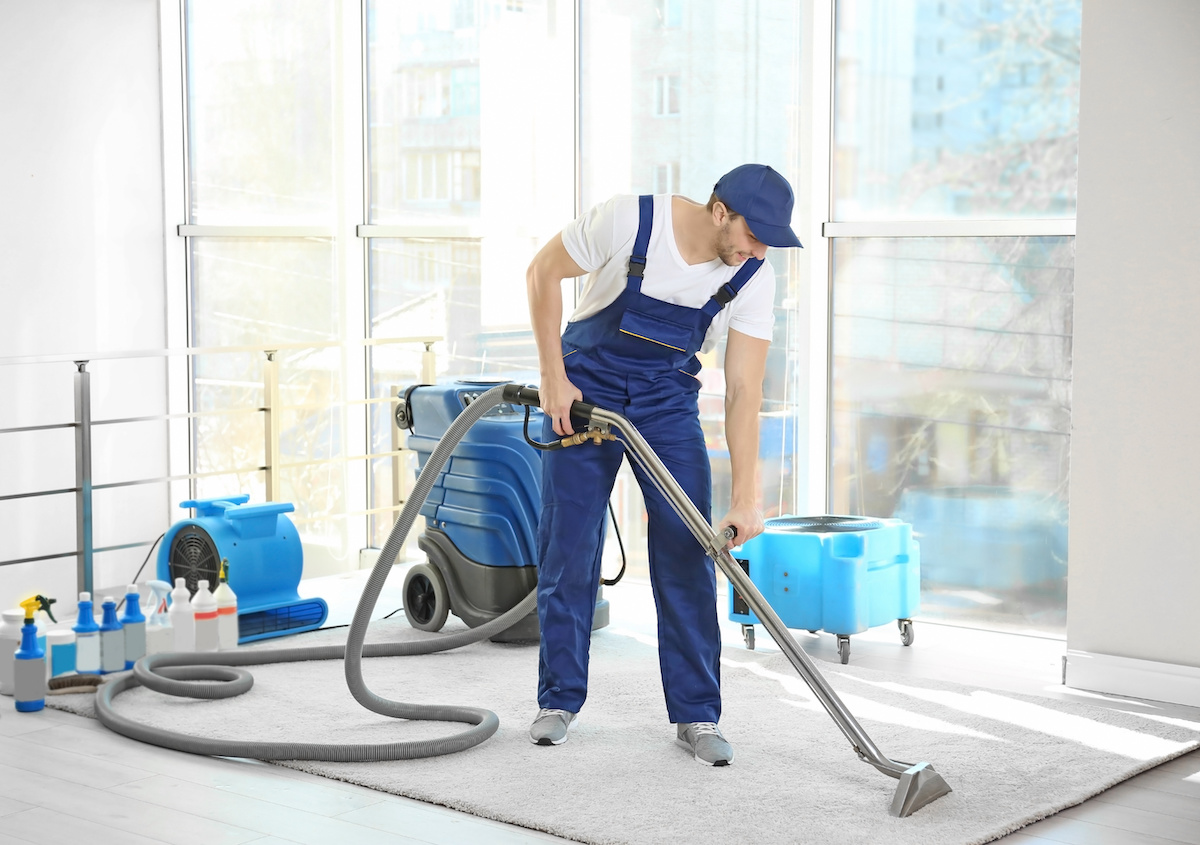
top-left (189, 238), bottom-right (349, 564)
top-left (830, 236), bottom-right (1073, 634)
top-left (833, 0), bottom-right (1082, 220)
top-left (365, 1), bottom-right (574, 544)
top-left (581, 0), bottom-right (806, 578)
top-left (366, 0), bottom-right (571, 226)
top-left (185, 0), bottom-right (336, 223)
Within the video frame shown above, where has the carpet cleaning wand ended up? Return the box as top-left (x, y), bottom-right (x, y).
top-left (500, 384), bottom-right (953, 817)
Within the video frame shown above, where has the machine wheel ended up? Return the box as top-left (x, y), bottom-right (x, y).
top-left (899, 618), bottom-right (915, 647)
top-left (403, 562), bottom-right (450, 632)
top-left (742, 624), bottom-right (756, 651)
top-left (837, 635), bottom-right (851, 665)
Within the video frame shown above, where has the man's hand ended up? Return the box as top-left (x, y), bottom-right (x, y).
top-left (541, 372), bottom-right (584, 437)
top-left (526, 232), bottom-right (588, 437)
top-left (718, 503), bottom-right (765, 548)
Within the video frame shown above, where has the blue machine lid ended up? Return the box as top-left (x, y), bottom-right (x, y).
top-left (766, 515), bottom-right (888, 533)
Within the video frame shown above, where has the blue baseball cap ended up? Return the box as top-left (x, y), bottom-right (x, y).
top-left (713, 164), bottom-right (803, 249)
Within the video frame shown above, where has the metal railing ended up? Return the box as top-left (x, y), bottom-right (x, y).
top-left (0, 337), bottom-right (439, 594)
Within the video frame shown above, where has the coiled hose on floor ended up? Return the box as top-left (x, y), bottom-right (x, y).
top-left (95, 384), bottom-right (538, 762)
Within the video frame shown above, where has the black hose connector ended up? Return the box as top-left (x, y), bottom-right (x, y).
top-left (502, 383), bottom-right (599, 423)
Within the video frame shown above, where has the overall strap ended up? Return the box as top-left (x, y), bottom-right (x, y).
top-left (626, 195), bottom-right (654, 294)
top-left (701, 257), bottom-right (764, 320)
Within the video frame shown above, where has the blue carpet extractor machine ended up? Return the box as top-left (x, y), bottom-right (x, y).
top-left (93, 382), bottom-right (951, 817)
top-left (396, 380), bottom-right (608, 641)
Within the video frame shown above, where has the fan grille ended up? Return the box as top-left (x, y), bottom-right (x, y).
top-left (168, 525), bottom-right (222, 598)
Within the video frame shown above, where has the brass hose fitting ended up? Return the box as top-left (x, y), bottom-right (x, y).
top-left (559, 427), bottom-right (618, 448)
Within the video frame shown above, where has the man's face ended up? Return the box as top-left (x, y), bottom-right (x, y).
top-left (716, 215), bottom-right (768, 266)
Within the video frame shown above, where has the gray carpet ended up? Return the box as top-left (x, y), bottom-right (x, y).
top-left (49, 618), bottom-right (1200, 845)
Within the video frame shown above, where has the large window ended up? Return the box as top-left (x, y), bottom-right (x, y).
top-left (830, 0), bottom-right (1081, 634)
top-left (363, 0), bottom-right (573, 547)
top-left (183, 1), bottom-right (352, 572)
top-left (183, 0), bottom-right (573, 564)
top-left (580, 0), bottom-right (807, 579)
top-left (179, 1), bottom-right (1083, 637)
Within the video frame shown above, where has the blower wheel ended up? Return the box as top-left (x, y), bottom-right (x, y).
top-left (166, 524), bottom-right (222, 598)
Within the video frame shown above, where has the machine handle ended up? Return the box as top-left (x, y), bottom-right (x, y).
top-left (502, 383), bottom-right (599, 423)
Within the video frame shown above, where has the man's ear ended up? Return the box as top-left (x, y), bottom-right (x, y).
top-left (711, 200), bottom-right (729, 227)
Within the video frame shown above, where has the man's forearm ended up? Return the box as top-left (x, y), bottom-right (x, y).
top-left (724, 383), bottom-right (763, 508)
top-left (527, 263), bottom-right (566, 380)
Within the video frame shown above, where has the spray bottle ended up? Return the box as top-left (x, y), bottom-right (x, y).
top-left (214, 559), bottom-right (239, 649)
top-left (0, 608), bottom-right (23, 696)
top-left (13, 597), bottom-right (46, 712)
top-left (192, 579), bottom-right (220, 652)
top-left (120, 584), bottom-right (147, 669)
top-left (144, 579), bottom-right (173, 655)
top-left (99, 597), bottom-right (125, 674)
top-left (168, 577), bottom-right (194, 652)
top-left (73, 592), bottom-right (101, 674)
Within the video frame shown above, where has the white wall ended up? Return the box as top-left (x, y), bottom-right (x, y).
top-left (1067, 0), bottom-right (1200, 703)
top-left (0, 0), bottom-right (171, 611)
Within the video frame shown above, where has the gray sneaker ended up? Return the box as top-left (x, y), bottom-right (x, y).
top-left (675, 722), bottom-right (733, 766)
top-left (530, 708), bottom-right (577, 746)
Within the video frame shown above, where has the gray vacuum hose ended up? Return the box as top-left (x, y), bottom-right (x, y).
top-left (95, 384), bottom-right (539, 761)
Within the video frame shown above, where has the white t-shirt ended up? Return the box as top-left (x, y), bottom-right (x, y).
top-left (560, 194), bottom-right (776, 354)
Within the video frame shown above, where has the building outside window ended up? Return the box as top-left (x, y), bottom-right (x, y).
top-left (654, 74), bottom-right (681, 116)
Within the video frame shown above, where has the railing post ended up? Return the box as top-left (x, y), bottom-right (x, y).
top-left (74, 360), bottom-right (93, 595)
top-left (422, 341), bottom-right (436, 384)
top-left (391, 387), bottom-right (404, 527)
top-left (263, 350), bottom-right (281, 501)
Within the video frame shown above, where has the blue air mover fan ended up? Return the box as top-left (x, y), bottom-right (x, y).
top-left (156, 495), bottom-right (327, 643)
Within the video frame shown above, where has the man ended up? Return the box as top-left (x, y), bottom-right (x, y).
top-left (525, 164), bottom-right (803, 765)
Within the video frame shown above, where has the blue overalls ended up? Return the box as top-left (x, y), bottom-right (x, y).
top-left (536, 195), bottom-right (762, 723)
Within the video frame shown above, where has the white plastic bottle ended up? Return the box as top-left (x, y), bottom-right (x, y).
top-left (0, 608), bottom-right (24, 696)
top-left (214, 562), bottom-right (239, 649)
top-left (73, 592), bottom-right (101, 674)
top-left (192, 579), bottom-right (220, 652)
top-left (168, 578), bottom-right (195, 652)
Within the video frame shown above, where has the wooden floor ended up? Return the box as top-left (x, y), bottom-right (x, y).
top-left (1, 569), bottom-right (1197, 845)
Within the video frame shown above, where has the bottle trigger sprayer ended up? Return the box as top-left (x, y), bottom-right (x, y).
top-left (14, 597), bottom-right (47, 712)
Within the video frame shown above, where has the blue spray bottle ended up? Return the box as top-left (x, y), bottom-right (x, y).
top-left (13, 597), bottom-right (46, 712)
top-left (99, 597), bottom-right (125, 674)
top-left (120, 585), bottom-right (146, 669)
top-left (73, 592), bottom-right (101, 673)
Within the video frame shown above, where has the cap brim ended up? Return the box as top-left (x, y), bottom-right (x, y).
top-left (745, 219), bottom-right (804, 249)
